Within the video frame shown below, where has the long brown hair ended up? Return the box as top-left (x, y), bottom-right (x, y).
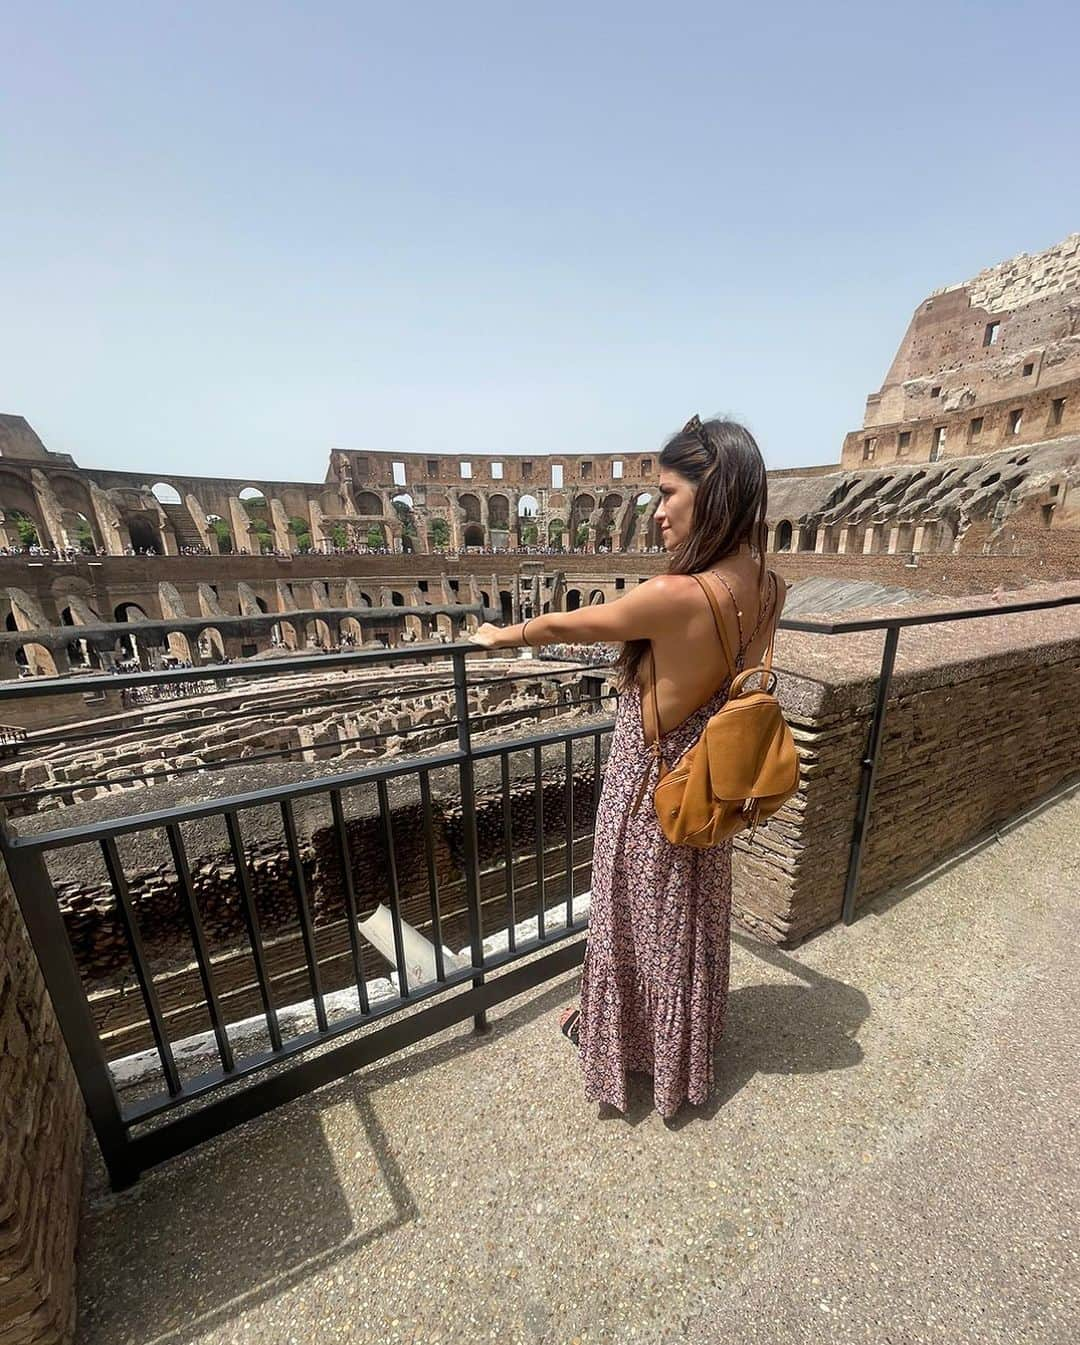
top-left (613, 416), bottom-right (770, 691)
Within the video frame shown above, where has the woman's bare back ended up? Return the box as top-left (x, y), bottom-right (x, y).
top-left (639, 552), bottom-right (788, 747)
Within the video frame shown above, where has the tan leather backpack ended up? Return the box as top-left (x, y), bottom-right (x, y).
top-left (630, 571), bottom-right (800, 847)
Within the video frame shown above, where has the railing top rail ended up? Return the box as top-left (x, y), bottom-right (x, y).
top-left (2, 589), bottom-right (1077, 702)
top-left (0, 586), bottom-right (1074, 720)
top-left (779, 589), bottom-right (1079, 635)
top-left (0, 640), bottom-right (491, 700)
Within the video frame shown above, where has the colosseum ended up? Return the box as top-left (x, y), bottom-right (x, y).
top-left (1, 231), bottom-right (1078, 1236)
top-left (2, 234), bottom-right (1078, 677)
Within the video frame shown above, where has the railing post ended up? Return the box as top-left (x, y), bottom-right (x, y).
top-left (0, 834), bottom-right (135, 1188)
top-left (452, 647), bottom-right (489, 1032)
top-left (841, 624), bottom-right (900, 925)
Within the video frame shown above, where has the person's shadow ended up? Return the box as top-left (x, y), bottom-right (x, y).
top-left (597, 929), bottom-right (870, 1129)
top-left (76, 929), bottom-right (867, 1342)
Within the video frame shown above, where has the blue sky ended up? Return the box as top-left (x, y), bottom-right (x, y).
top-left (3, 1), bottom-right (1079, 477)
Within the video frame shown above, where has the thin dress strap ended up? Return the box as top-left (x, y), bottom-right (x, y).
top-left (709, 569), bottom-right (777, 672)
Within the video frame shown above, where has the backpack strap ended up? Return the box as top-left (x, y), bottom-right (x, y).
top-left (643, 573), bottom-right (737, 749)
top-left (690, 573), bottom-right (737, 675)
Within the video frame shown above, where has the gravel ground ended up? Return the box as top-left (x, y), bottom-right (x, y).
top-left (75, 783), bottom-right (1080, 1345)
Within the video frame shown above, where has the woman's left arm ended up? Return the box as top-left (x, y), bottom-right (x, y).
top-left (468, 575), bottom-right (691, 649)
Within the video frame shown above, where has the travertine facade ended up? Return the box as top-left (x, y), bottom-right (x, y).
top-left (0, 417), bottom-right (669, 559)
top-left (842, 232), bottom-right (1080, 468)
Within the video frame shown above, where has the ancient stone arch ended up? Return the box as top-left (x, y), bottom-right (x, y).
top-left (199, 627), bottom-right (226, 661)
top-left (126, 513), bottom-right (163, 553)
top-left (568, 492), bottom-right (596, 549)
top-left (0, 471), bottom-right (49, 549)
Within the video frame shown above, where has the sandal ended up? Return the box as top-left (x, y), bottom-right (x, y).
top-left (560, 1006), bottom-right (581, 1046)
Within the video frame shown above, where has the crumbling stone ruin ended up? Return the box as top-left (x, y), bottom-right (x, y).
top-left (843, 231), bottom-right (1080, 469)
top-left (0, 659), bottom-right (608, 814)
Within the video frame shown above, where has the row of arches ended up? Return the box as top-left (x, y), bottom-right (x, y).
top-left (399, 489), bottom-right (660, 552)
top-left (770, 518), bottom-right (951, 555)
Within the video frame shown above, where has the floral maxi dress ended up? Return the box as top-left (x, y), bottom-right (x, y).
top-left (576, 674), bottom-right (734, 1119)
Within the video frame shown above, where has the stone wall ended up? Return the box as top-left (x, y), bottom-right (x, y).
top-left (0, 853), bottom-right (83, 1345)
top-left (734, 581), bottom-right (1080, 941)
top-left (844, 231), bottom-right (1080, 465)
top-left (842, 377), bottom-right (1080, 467)
top-left (3, 537), bottom-right (1080, 640)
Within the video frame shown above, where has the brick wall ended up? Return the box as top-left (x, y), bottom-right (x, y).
top-left (0, 855), bottom-right (83, 1345)
top-left (733, 583), bottom-right (1080, 941)
top-left (841, 375), bottom-right (1080, 467)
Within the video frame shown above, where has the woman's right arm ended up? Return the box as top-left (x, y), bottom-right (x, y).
top-left (469, 574), bottom-right (699, 649)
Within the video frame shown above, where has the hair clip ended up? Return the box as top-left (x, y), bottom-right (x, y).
top-left (682, 413), bottom-right (714, 456)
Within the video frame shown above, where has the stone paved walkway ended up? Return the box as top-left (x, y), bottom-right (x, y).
top-left (76, 783), bottom-right (1080, 1345)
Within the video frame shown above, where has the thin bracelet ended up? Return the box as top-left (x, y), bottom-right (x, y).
top-left (521, 618), bottom-right (534, 647)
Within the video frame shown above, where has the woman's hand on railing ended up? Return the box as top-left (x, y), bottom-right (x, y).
top-left (466, 622), bottom-right (505, 649)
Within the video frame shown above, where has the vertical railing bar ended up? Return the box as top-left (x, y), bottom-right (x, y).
top-left (452, 649), bottom-right (488, 1031)
top-left (418, 770), bottom-right (446, 983)
top-left (1, 838), bottom-right (135, 1189)
top-left (100, 837), bottom-right (182, 1097)
top-left (329, 788), bottom-right (370, 1013)
top-left (593, 732), bottom-right (602, 817)
top-left (533, 743), bottom-right (546, 941)
top-left (279, 799), bottom-right (328, 1032)
top-left (501, 750), bottom-right (517, 953)
top-left (841, 624), bottom-right (900, 926)
top-left (224, 810), bottom-right (282, 1051)
top-left (166, 823), bottom-right (235, 1073)
top-left (564, 737), bottom-right (574, 928)
top-left (376, 778), bottom-right (410, 997)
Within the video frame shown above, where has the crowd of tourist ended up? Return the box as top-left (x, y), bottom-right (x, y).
top-left (538, 642), bottom-right (619, 664)
top-left (120, 674), bottom-right (218, 707)
top-left (0, 543), bottom-right (108, 561)
top-left (427, 543), bottom-right (666, 558)
top-left (0, 544), bottom-right (155, 560)
top-left (1, 539), bottom-right (667, 562)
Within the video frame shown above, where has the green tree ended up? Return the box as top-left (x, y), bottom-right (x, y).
top-left (366, 526), bottom-right (384, 548)
top-left (575, 523), bottom-right (590, 546)
top-left (328, 522), bottom-right (348, 548)
top-left (429, 517), bottom-right (450, 548)
top-left (242, 497), bottom-right (273, 552)
top-left (209, 517), bottom-right (233, 552)
top-left (71, 516), bottom-right (95, 552)
top-left (392, 499), bottom-right (416, 536)
top-left (520, 523), bottom-right (538, 545)
top-left (10, 511), bottom-right (39, 547)
top-left (289, 515), bottom-right (312, 553)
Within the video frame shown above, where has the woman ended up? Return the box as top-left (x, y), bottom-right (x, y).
top-left (468, 416), bottom-right (788, 1119)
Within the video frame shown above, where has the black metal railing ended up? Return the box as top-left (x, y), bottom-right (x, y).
top-left (1, 587), bottom-right (1077, 1188)
top-left (0, 642), bottom-right (614, 1188)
